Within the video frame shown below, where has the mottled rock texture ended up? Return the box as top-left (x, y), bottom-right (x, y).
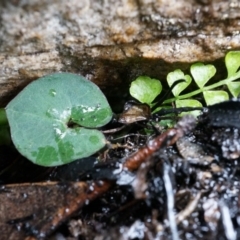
top-left (0, 0), bottom-right (240, 106)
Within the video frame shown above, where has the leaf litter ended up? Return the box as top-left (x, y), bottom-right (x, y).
top-left (1, 101), bottom-right (240, 239)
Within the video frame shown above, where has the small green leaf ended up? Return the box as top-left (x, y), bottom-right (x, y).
top-left (158, 118), bottom-right (175, 128)
top-left (225, 51), bottom-right (240, 77)
top-left (190, 63), bottom-right (216, 88)
top-left (203, 90), bottom-right (229, 106)
top-left (226, 82), bottom-right (240, 98)
top-left (130, 76), bottom-right (162, 104)
top-left (167, 70), bottom-right (192, 97)
top-left (6, 73), bottom-right (112, 166)
top-left (175, 99), bottom-right (202, 117)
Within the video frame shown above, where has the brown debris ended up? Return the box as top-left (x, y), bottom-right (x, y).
top-left (117, 102), bottom-right (151, 125)
top-left (1, 108), bottom-right (240, 239)
top-left (176, 136), bottom-right (214, 165)
top-left (0, 181), bottom-right (112, 239)
top-left (0, 117), bottom-right (195, 239)
top-left (123, 128), bottom-right (183, 171)
top-left (175, 191), bottom-right (202, 224)
top-left (0, 123), bottom-right (186, 239)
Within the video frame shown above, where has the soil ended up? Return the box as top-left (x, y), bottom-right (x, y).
top-left (1, 100), bottom-right (240, 240)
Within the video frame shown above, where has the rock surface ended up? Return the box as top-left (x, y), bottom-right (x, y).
top-left (0, 0), bottom-right (240, 106)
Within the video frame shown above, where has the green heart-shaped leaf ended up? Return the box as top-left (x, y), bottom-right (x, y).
top-left (203, 90), bottom-right (229, 106)
top-left (227, 82), bottom-right (240, 98)
top-left (167, 70), bottom-right (192, 97)
top-left (130, 76), bottom-right (162, 105)
top-left (6, 73), bottom-right (112, 166)
top-left (175, 99), bottom-right (202, 117)
top-left (190, 63), bottom-right (216, 88)
top-left (225, 51), bottom-right (240, 77)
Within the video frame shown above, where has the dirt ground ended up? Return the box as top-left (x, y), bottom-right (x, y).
top-left (1, 101), bottom-right (240, 240)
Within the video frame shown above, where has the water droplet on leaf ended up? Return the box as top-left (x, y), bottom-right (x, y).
top-left (49, 89), bottom-right (56, 96)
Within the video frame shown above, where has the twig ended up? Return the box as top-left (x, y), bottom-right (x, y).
top-left (163, 162), bottom-right (179, 240)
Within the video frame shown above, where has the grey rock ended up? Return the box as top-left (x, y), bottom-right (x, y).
top-left (0, 0), bottom-right (240, 106)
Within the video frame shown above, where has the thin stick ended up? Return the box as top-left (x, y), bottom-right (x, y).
top-left (175, 191), bottom-right (201, 224)
top-left (123, 128), bottom-right (183, 171)
top-left (163, 162), bottom-right (179, 240)
top-left (219, 200), bottom-right (236, 240)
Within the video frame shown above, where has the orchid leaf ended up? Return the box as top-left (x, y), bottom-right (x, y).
top-left (6, 73), bottom-right (112, 166)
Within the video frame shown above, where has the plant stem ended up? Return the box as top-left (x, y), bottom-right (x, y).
top-left (0, 108), bottom-right (8, 126)
top-left (0, 108), bottom-right (11, 145)
top-left (163, 71), bottom-right (240, 104)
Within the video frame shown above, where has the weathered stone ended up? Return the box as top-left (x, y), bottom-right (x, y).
top-left (0, 0), bottom-right (240, 106)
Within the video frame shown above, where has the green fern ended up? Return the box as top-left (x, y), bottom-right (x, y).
top-left (130, 51), bottom-right (240, 118)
